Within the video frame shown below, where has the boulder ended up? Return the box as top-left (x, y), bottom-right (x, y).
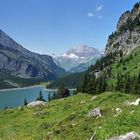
top-left (114, 108), bottom-right (122, 117)
top-left (124, 98), bottom-right (140, 106)
top-left (27, 101), bottom-right (46, 108)
top-left (108, 131), bottom-right (140, 140)
top-left (116, 108), bottom-right (122, 114)
top-left (130, 98), bottom-right (140, 106)
top-left (87, 108), bottom-right (102, 117)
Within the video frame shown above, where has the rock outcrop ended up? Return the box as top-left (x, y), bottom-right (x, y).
top-left (105, 2), bottom-right (140, 56)
top-left (124, 98), bottom-right (140, 106)
top-left (130, 98), bottom-right (140, 106)
top-left (27, 101), bottom-right (46, 108)
top-left (108, 131), bottom-right (140, 140)
top-left (87, 108), bottom-right (102, 117)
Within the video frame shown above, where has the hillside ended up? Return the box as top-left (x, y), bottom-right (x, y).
top-left (107, 45), bottom-right (140, 92)
top-left (47, 72), bottom-right (85, 89)
top-left (79, 2), bottom-right (140, 95)
top-left (0, 69), bottom-right (45, 89)
top-left (0, 29), bottom-right (66, 88)
top-left (0, 92), bottom-right (140, 140)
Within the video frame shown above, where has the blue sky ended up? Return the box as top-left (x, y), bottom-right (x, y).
top-left (0, 0), bottom-right (138, 55)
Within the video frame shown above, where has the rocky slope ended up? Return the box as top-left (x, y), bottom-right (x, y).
top-left (0, 29), bottom-right (66, 83)
top-left (105, 2), bottom-right (140, 56)
top-left (53, 45), bottom-right (102, 72)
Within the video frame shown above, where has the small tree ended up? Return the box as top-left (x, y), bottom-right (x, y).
top-left (4, 105), bottom-right (8, 110)
top-left (73, 90), bottom-right (77, 95)
top-left (124, 74), bottom-right (131, 93)
top-left (57, 84), bottom-right (70, 98)
top-left (64, 88), bottom-right (70, 97)
top-left (24, 98), bottom-right (28, 106)
top-left (36, 91), bottom-right (46, 101)
top-left (48, 93), bottom-right (51, 101)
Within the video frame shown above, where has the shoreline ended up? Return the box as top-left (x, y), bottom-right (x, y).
top-left (0, 86), bottom-right (76, 92)
top-left (0, 85), bottom-right (43, 92)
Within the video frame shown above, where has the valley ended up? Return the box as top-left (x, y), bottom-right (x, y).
top-left (0, 1), bottom-right (140, 140)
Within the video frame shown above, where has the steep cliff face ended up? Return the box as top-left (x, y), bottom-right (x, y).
top-left (0, 29), bottom-right (66, 81)
top-left (105, 2), bottom-right (140, 56)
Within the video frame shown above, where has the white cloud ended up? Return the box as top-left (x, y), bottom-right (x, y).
top-left (88, 12), bottom-right (95, 17)
top-left (87, 4), bottom-right (103, 19)
top-left (95, 4), bottom-right (103, 11)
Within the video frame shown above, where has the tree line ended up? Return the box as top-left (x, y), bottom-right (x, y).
top-left (77, 51), bottom-right (140, 95)
top-left (24, 85), bottom-right (71, 106)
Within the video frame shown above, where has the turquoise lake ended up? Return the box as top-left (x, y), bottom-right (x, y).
top-left (0, 86), bottom-right (56, 109)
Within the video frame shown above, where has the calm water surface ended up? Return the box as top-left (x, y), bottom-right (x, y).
top-left (0, 86), bottom-right (55, 109)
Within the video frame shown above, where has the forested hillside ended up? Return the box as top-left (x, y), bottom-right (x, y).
top-left (47, 72), bottom-right (85, 89)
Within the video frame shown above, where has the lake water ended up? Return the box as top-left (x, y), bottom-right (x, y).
top-left (0, 86), bottom-right (57, 109)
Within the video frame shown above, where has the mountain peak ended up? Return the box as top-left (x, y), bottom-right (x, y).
top-left (64, 45), bottom-right (100, 58)
top-left (53, 45), bottom-right (102, 72)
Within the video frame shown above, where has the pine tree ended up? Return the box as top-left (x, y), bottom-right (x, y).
top-left (132, 76), bottom-right (137, 94)
top-left (136, 71), bottom-right (140, 94)
top-left (36, 91), bottom-right (46, 101)
top-left (101, 74), bottom-right (107, 92)
top-left (81, 74), bottom-right (88, 93)
top-left (87, 73), bottom-right (96, 94)
top-left (57, 84), bottom-right (70, 98)
top-left (124, 74), bottom-right (131, 93)
top-left (96, 77), bottom-right (102, 94)
top-left (116, 72), bottom-right (121, 91)
top-left (4, 105), bottom-right (8, 110)
top-left (48, 93), bottom-right (51, 101)
top-left (24, 98), bottom-right (28, 106)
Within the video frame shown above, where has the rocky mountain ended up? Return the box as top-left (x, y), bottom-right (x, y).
top-left (53, 45), bottom-right (102, 72)
top-left (0, 29), bottom-right (66, 85)
top-left (105, 2), bottom-right (140, 56)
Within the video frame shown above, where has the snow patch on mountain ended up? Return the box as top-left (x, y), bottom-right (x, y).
top-left (53, 45), bottom-right (102, 72)
top-left (62, 53), bottom-right (80, 60)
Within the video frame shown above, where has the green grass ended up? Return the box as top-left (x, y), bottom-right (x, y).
top-left (0, 92), bottom-right (140, 140)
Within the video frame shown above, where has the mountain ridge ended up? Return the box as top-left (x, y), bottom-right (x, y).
top-left (0, 29), bottom-right (66, 88)
top-left (53, 45), bottom-right (102, 72)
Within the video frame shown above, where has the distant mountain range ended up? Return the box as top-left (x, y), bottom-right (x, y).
top-left (0, 29), bottom-right (102, 88)
top-left (0, 29), bottom-right (66, 88)
top-left (53, 45), bottom-right (102, 72)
